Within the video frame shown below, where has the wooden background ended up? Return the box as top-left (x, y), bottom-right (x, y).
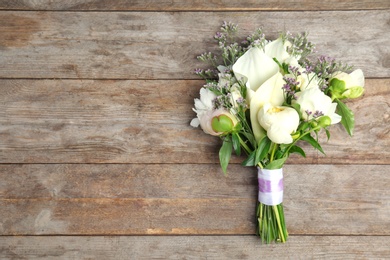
top-left (0, 1), bottom-right (389, 259)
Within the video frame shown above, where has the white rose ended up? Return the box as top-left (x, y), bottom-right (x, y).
top-left (258, 103), bottom-right (300, 144)
top-left (295, 88), bottom-right (341, 124)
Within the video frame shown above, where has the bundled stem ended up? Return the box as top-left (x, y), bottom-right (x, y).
top-left (256, 202), bottom-right (288, 243)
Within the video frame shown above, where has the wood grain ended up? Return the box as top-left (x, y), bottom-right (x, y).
top-left (0, 79), bottom-right (388, 164)
top-left (1, 236), bottom-right (390, 259)
top-left (0, 11), bottom-right (389, 79)
top-left (0, 0), bottom-right (389, 11)
top-left (1, 164), bottom-right (389, 235)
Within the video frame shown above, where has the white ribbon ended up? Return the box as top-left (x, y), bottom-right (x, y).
top-left (258, 168), bottom-right (284, 206)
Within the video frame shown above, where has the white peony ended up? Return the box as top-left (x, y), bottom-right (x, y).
top-left (295, 88), bottom-right (341, 124)
top-left (258, 103), bottom-right (300, 144)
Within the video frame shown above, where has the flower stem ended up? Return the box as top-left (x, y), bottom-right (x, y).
top-left (273, 205), bottom-right (286, 243)
top-left (270, 143), bottom-right (278, 162)
top-left (282, 125), bottom-right (321, 158)
top-left (237, 133), bottom-right (252, 154)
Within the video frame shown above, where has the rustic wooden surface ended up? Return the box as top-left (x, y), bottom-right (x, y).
top-left (0, 1), bottom-right (389, 259)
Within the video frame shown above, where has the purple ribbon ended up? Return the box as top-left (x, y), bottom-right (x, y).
top-left (258, 178), bottom-right (284, 193)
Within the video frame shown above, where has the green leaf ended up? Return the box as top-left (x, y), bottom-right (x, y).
top-left (265, 157), bottom-right (287, 170)
top-left (255, 136), bottom-right (271, 165)
top-left (325, 128), bottom-right (331, 141)
top-left (242, 151), bottom-right (256, 166)
top-left (335, 99), bottom-right (355, 136)
top-left (288, 145), bottom-right (306, 158)
top-left (219, 137), bottom-right (233, 175)
top-left (300, 134), bottom-right (325, 155)
top-left (232, 133), bottom-right (241, 156)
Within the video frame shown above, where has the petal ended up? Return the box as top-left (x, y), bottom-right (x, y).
top-left (267, 125), bottom-right (293, 144)
top-left (250, 72), bottom-right (285, 142)
top-left (233, 47), bottom-right (279, 92)
top-left (199, 88), bottom-right (216, 108)
top-left (190, 118), bottom-right (200, 127)
top-left (350, 69), bottom-right (365, 87)
top-left (327, 103), bottom-right (342, 124)
top-left (264, 38), bottom-right (291, 63)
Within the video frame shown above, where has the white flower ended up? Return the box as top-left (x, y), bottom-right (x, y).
top-left (298, 72), bottom-right (320, 91)
top-left (196, 108), bottom-right (237, 136)
top-left (190, 88), bottom-right (238, 136)
top-left (190, 87), bottom-right (216, 128)
top-left (295, 88), bottom-right (341, 124)
top-left (250, 72), bottom-right (285, 142)
top-left (232, 37), bottom-right (294, 102)
top-left (232, 46), bottom-right (279, 93)
top-left (229, 83), bottom-right (243, 110)
top-left (258, 103), bottom-right (300, 144)
top-left (232, 37), bottom-right (295, 142)
top-left (330, 69), bottom-right (365, 99)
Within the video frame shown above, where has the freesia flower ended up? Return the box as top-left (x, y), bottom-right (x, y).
top-left (190, 87), bottom-right (217, 129)
top-left (229, 83), bottom-right (243, 109)
top-left (329, 69), bottom-right (365, 99)
top-left (258, 103), bottom-right (300, 144)
top-left (295, 88), bottom-right (341, 124)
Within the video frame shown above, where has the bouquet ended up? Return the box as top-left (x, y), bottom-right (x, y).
top-left (190, 22), bottom-right (365, 244)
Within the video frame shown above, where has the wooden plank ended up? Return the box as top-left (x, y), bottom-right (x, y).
top-left (0, 79), bottom-right (388, 164)
top-left (1, 164), bottom-right (389, 235)
top-left (0, 11), bottom-right (389, 79)
top-left (1, 236), bottom-right (389, 259)
top-left (0, 0), bottom-right (389, 11)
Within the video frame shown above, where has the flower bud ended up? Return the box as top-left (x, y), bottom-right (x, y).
top-left (329, 69), bottom-right (365, 100)
top-left (211, 114), bottom-right (235, 133)
top-left (318, 116), bottom-right (331, 128)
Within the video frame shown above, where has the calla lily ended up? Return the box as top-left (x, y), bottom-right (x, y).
top-left (264, 38), bottom-right (294, 64)
top-left (250, 72), bottom-right (285, 142)
top-left (329, 69), bottom-right (365, 99)
top-left (258, 103), bottom-right (300, 144)
top-left (232, 37), bottom-right (294, 100)
top-left (232, 47), bottom-right (279, 93)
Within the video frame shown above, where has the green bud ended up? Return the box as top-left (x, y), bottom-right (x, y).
top-left (318, 116), bottom-right (331, 128)
top-left (343, 86), bottom-right (364, 99)
top-left (291, 132), bottom-right (300, 140)
top-left (329, 78), bottom-right (365, 100)
top-left (329, 78), bottom-right (346, 100)
top-left (211, 114), bottom-right (234, 133)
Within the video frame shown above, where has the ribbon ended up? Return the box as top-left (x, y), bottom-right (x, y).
top-left (258, 168), bottom-right (284, 206)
